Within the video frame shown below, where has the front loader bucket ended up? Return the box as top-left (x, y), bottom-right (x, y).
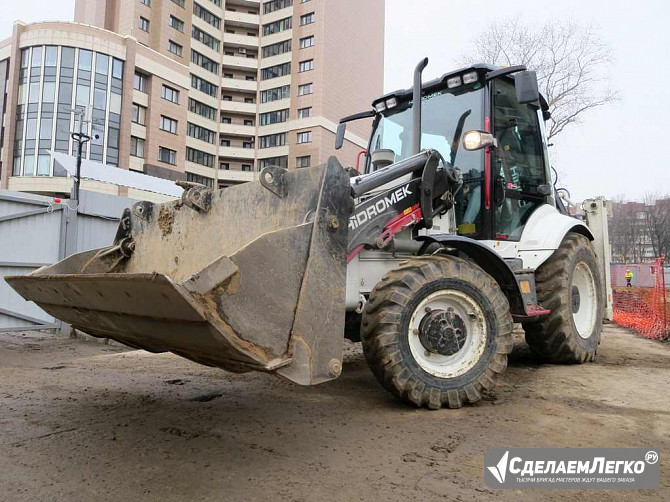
top-left (7, 158), bottom-right (352, 385)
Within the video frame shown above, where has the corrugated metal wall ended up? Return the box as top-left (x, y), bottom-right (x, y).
top-left (0, 190), bottom-right (135, 332)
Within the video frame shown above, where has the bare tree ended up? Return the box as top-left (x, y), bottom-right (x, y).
top-left (644, 193), bottom-right (670, 259)
top-left (609, 196), bottom-right (647, 263)
top-left (461, 18), bottom-right (617, 139)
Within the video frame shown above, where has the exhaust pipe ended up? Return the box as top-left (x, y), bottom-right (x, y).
top-left (412, 57), bottom-right (429, 155)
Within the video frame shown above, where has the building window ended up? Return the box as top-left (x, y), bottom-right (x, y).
top-left (189, 98), bottom-right (217, 121)
top-left (296, 155), bottom-right (311, 168)
top-left (243, 141), bottom-right (253, 149)
top-left (296, 131), bottom-right (312, 144)
top-left (298, 107), bottom-right (312, 119)
top-left (186, 147), bottom-right (215, 167)
top-left (244, 97), bottom-right (254, 104)
top-left (134, 72), bottom-right (148, 92)
top-left (191, 74), bottom-right (217, 97)
top-left (222, 95), bottom-right (232, 101)
top-left (193, 2), bottom-right (221, 29)
top-left (191, 50), bottom-right (218, 75)
top-left (192, 26), bottom-right (220, 51)
top-left (263, 0), bottom-right (292, 14)
top-left (221, 116), bottom-right (232, 124)
top-left (139, 17), bottom-right (150, 32)
top-left (262, 17), bottom-right (292, 36)
top-left (160, 115), bottom-right (178, 134)
top-left (300, 13), bottom-right (314, 26)
top-left (298, 83), bottom-right (313, 96)
top-left (131, 103), bottom-right (147, 125)
top-left (220, 162), bottom-right (230, 170)
top-left (260, 109), bottom-right (289, 126)
top-left (259, 132), bottom-right (287, 148)
top-left (220, 139), bottom-right (231, 147)
top-left (261, 62), bottom-right (291, 80)
top-left (162, 85), bottom-right (180, 103)
top-left (187, 172), bottom-right (213, 188)
top-left (168, 41), bottom-right (183, 57)
top-left (169, 16), bottom-right (184, 32)
top-left (260, 85), bottom-right (290, 103)
top-left (262, 40), bottom-right (291, 58)
top-left (298, 59), bottom-right (313, 72)
top-left (259, 156), bottom-right (288, 169)
top-left (172, 0), bottom-right (185, 7)
top-left (130, 136), bottom-right (145, 157)
top-left (299, 36), bottom-right (314, 49)
top-left (242, 164), bottom-right (252, 171)
top-left (244, 119), bottom-right (254, 126)
top-left (159, 147), bottom-right (177, 165)
top-left (245, 75), bottom-right (256, 81)
top-left (141, 0), bottom-right (150, 5)
top-left (187, 122), bottom-right (216, 144)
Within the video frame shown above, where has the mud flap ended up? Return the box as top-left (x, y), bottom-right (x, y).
top-left (7, 158), bottom-right (352, 385)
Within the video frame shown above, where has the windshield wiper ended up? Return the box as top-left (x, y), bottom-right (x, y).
top-left (449, 110), bottom-right (472, 166)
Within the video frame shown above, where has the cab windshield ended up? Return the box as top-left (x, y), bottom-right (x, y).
top-left (367, 84), bottom-right (484, 172)
top-left (367, 84), bottom-right (485, 236)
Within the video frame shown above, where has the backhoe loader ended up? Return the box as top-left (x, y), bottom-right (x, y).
top-left (7, 59), bottom-right (611, 409)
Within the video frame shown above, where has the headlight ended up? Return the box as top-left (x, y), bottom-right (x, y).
top-left (385, 97), bottom-right (397, 109)
top-left (463, 130), bottom-right (497, 151)
top-left (447, 76), bottom-right (462, 88)
top-left (374, 101), bottom-right (386, 113)
top-left (462, 71), bottom-right (478, 84)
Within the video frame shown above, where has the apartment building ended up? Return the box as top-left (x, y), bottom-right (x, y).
top-left (0, 0), bottom-right (384, 196)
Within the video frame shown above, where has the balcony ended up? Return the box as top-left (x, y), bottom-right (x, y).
top-left (220, 77), bottom-right (258, 92)
top-left (219, 100), bottom-right (257, 114)
top-left (223, 54), bottom-right (259, 70)
top-left (223, 33), bottom-right (259, 50)
top-left (219, 123), bottom-right (256, 136)
top-left (224, 11), bottom-right (260, 29)
top-left (218, 169), bottom-right (255, 184)
top-left (218, 146), bottom-right (256, 159)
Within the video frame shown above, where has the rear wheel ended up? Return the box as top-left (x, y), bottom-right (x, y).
top-left (523, 233), bottom-right (602, 363)
top-left (361, 256), bottom-right (513, 409)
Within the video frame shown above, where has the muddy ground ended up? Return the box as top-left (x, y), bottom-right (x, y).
top-left (0, 324), bottom-right (668, 501)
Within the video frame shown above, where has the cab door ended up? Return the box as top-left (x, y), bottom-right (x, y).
top-left (490, 79), bottom-right (549, 241)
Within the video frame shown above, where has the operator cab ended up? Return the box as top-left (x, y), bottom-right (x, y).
top-left (338, 64), bottom-right (553, 243)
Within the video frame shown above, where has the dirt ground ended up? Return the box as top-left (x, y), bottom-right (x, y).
top-left (0, 324), bottom-right (668, 502)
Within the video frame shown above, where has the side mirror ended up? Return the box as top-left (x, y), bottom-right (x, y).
top-left (462, 130), bottom-right (497, 151)
top-left (515, 70), bottom-right (540, 104)
top-left (335, 122), bottom-right (346, 150)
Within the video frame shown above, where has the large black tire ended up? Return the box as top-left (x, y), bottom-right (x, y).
top-left (523, 233), bottom-right (603, 363)
top-left (361, 256), bottom-right (514, 409)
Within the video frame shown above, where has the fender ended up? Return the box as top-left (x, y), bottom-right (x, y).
top-left (416, 234), bottom-right (539, 318)
top-left (517, 204), bottom-right (593, 270)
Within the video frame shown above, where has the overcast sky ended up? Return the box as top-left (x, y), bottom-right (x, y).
top-left (2, 0), bottom-right (669, 201)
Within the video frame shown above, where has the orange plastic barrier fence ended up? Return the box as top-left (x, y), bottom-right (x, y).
top-left (613, 258), bottom-right (669, 340)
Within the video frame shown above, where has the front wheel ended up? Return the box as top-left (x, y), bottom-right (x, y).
top-left (523, 233), bottom-right (603, 363)
top-left (361, 256), bottom-right (513, 409)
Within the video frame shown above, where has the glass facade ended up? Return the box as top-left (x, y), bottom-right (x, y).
top-left (12, 45), bottom-right (124, 177)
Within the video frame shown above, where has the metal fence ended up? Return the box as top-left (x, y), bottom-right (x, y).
top-left (0, 190), bottom-right (132, 332)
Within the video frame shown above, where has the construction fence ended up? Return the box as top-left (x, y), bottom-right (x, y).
top-left (0, 190), bottom-right (133, 333)
top-left (612, 258), bottom-right (669, 340)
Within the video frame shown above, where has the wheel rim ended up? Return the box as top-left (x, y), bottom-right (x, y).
top-left (408, 290), bottom-right (487, 378)
top-left (572, 261), bottom-right (597, 339)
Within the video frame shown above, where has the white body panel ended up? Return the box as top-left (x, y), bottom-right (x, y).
top-left (480, 204), bottom-right (592, 270)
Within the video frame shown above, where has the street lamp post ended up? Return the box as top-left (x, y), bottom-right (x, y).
top-left (71, 108), bottom-right (91, 205)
